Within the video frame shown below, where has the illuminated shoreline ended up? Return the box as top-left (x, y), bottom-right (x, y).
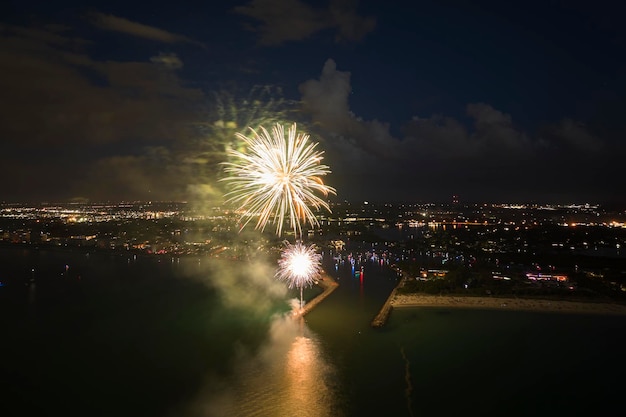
top-left (390, 293), bottom-right (626, 315)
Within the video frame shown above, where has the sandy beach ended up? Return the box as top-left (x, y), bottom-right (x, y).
top-left (390, 293), bottom-right (626, 315)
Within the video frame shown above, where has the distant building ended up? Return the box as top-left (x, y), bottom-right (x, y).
top-left (419, 269), bottom-right (449, 280)
top-left (525, 272), bottom-right (568, 282)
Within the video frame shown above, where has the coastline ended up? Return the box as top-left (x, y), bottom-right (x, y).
top-left (391, 293), bottom-right (626, 315)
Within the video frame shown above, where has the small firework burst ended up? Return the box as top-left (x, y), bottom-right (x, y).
top-left (276, 241), bottom-right (322, 290)
top-left (276, 241), bottom-right (322, 309)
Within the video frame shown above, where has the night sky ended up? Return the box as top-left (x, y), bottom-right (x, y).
top-left (2, 0), bottom-right (625, 204)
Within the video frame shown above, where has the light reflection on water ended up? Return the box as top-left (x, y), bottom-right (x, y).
top-left (6, 247), bottom-right (624, 417)
top-left (186, 315), bottom-right (341, 417)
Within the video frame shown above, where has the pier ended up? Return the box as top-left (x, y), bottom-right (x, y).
top-left (371, 265), bottom-right (408, 328)
top-left (294, 272), bottom-right (339, 318)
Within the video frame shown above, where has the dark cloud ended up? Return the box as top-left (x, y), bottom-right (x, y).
top-left (538, 119), bottom-right (604, 154)
top-left (233, 0), bottom-right (375, 45)
top-left (89, 12), bottom-right (205, 47)
top-left (0, 24), bottom-right (202, 146)
top-left (465, 103), bottom-right (531, 154)
top-left (329, 0), bottom-right (377, 43)
top-left (297, 59), bottom-right (618, 203)
top-left (234, 0), bottom-right (327, 45)
top-left (300, 60), bottom-right (530, 164)
top-left (1, 3), bottom-right (621, 205)
top-left (0, 22), bottom-right (205, 202)
top-left (299, 59), bottom-right (352, 128)
top-left (401, 103), bottom-right (533, 160)
top-left (150, 52), bottom-right (184, 69)
top-left (299, 59), bottom-right (395, 158)
top-left (402, 115), bottom-right (472, 158)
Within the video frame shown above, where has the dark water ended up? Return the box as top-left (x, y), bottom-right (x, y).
top-left (1, 247), bottom-right (625, 417)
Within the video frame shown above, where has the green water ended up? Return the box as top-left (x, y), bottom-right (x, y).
top-left (309, 307), bottom-right (626, 417)
top-left (0, 247), bottom-right (624, 417)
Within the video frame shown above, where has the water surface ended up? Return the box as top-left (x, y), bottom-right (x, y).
top-left (1, 247), bottom-right (624, 417)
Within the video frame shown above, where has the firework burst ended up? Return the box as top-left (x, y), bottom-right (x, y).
top-left (221, 122), bottom-right (336, 238)
top-left (188, 87), bottom-right (294, 182)
top-left (199, 86), bottom-right (295, 154)
top-left (276, 241), bottom-right (322, 309)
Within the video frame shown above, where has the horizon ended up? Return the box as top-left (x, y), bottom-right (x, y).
top-left (2, 198), bottom-right (625, 210)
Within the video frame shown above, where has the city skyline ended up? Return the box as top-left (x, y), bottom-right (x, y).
top-left (2, 1), bottom-right (625, 204)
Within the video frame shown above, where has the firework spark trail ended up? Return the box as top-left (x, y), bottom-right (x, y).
top-left (276, 242), bottom-right (322, 309)
top-left (207, 86), bottom-right (294, 152)
top-left (196, 89), bottom-right (288, 153)
top-left (221, 121), bottom-right (334, 314)
top-left (400, 346), bottom-right (415, 417)
top-left (221, 123), bottom-right (335, 238)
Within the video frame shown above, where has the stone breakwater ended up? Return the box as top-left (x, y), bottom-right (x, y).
top-left (371, 282), bottom-right (401, 328)
top-left (293, 273), bottom-right (339, 318)
top-left (371, 265), bottom-right (409, 328)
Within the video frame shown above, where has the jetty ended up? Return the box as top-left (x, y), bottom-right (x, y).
top-left (371, 265), bottom-right (408, 328)
top-left (294, 272), bottom-right (339, 318)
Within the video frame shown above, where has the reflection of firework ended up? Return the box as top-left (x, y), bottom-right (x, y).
top-left (221, 123), bottom-right (335, 237)
top-left (276, 242), bottom-right (322, 309)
